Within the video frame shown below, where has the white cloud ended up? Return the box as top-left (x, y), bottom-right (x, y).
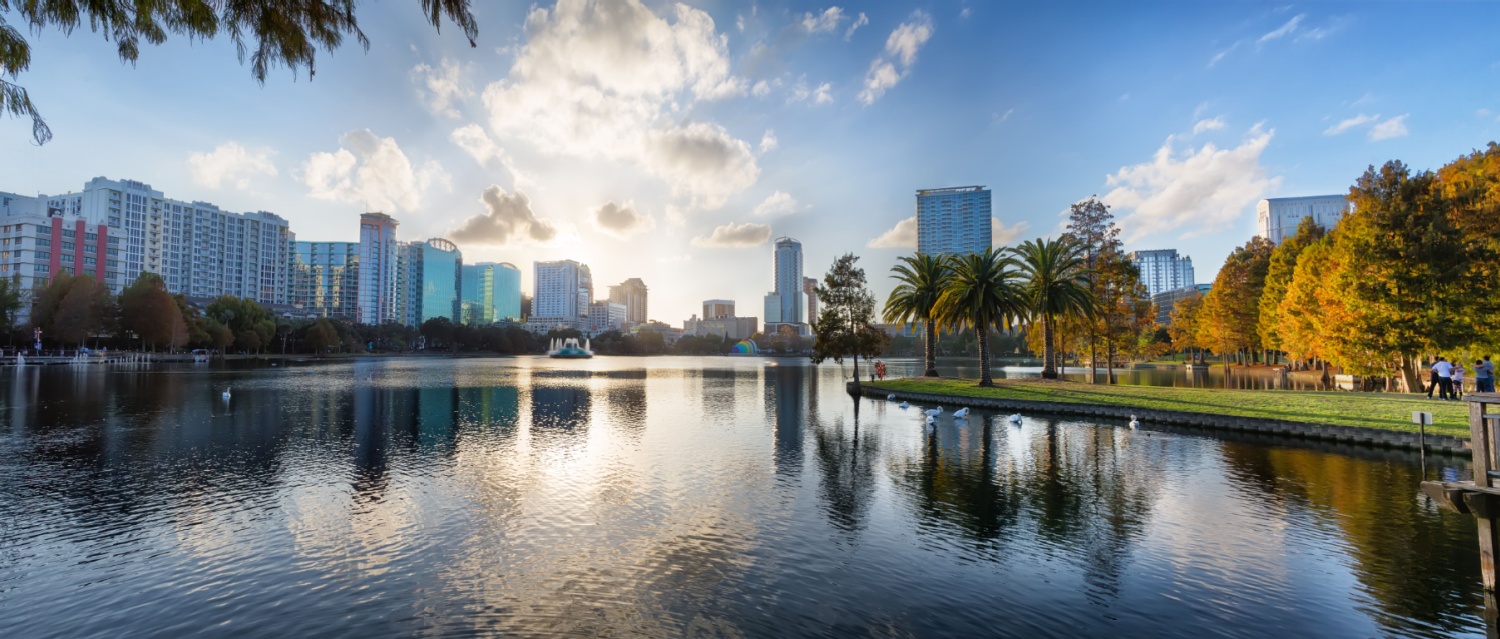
top-left (759, 129), bottom-right (778, 153)
top-left (450, 185), bottom-right (559, 245)
top-left (752, 79), bottom-right (772, 97)
top-left (450, 124), bottom-right (525, 185)
top-left (188, 142), bottom-right (277, 190)
top-left (752, 191), bottom-right (801, 217)
top-left (1258, 14), bottom-right (1304, 45)
top-left (994, 108), bottom-right (1015, 123)
top-left (593, 200), bottom-right (655, 239)
top-left (867, 216), bottom-right (917, 248)
top-left (480, 0), bottom-right (755, 210)
top-left (692, 221), bottom-right (772, 247)
top-left (1207, 43), bottom-right (1239, 68)
top-left (1192, 117), bottom-right (1226, 135)
top-left (992, 219), bottom-right (1031, 246)
top-left (1323, 113), bottom-right (1379, 136)
top-left (788, 76), bottom-right (834, 105)
top-left (960, 7), bottom-right (972, 19)
top-left (801, 7), bottom-right (844, 34)
top-left (1369, 114), bottom-right (1409, 141)
top-left (845, 12), bottom-right (868, 40)
top-left (858, 11), bottom-right (933, 105)
top-left (303, 130), bottom-right (448, 212)
top-left (1101, 125), bottom-right (1281, 242)
top-left (411, 59), bottom-right (471, 118)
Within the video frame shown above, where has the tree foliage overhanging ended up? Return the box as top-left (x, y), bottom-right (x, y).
top-left (0, 0), bottom-right (478, 145)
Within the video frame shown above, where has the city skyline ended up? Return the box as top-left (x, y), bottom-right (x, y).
top-left (2, 1), bottom-right (1496, 324)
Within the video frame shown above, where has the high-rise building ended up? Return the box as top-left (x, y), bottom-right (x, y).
top-left (703, 299), bottom-right (735, 319)
top-left (803, 277), bottom-right (819, 326)
top-left (395, 241), bottom-right (422, 326)
top-left (586, 300), bottom-right (628, 333)
top-left (607, 278), bottom-right (648, 325)
top-left (357, 212), bottom-right (400, 324)
top-left (916, 186), bottom-right (992, 256)
top-left (534, 259), bottom-right (591, 325)
top-left (459, 261), bottom-right (523, 325)
top-left (1128, 249), bottom-right (1195, 297)
top-left (417, 238), bottom-right (462, 324)
top-left (0, 193), bottom-right (116, 323)
top-left (291, 241), bottom-right (359, 319)
top-left (26, 177), bottom-right (293, 303)
top-left (1256, 195), bottom-right (1348, 245)
top-left (1152, 284), bottom-right (1213, 326)
top-left (763, 237), bottom-right (804, 333)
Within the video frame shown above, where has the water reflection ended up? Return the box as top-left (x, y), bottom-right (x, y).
top-left (0, 358), bottom-right (1485, 638)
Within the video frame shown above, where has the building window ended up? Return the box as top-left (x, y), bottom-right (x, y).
top-left (60, 242), bottom-right (74, 251)
top-left (83, 257), bottom-right (97, 266)
top-left (61, 229), bottom-right (75, 238)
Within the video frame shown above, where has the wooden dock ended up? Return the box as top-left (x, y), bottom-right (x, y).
top-left (1420, 392), bottom-right (1500, 635)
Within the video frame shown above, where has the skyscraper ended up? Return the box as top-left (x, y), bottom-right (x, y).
top-left (459, 261), bottom-right (523, 324)
top-left (916, 186), bottom-right (992, 256)
top-left (1128, 249), bottom-right (1195, 297)
top-left (607, 278), bottom-right (649, 326)
top-left (803, 276), bottom-right (819, 326)
top-left (291, 241), bottom-right (360, 319)
top-left (703, 299), bottom-right (735, 319)
top-left (1256, 195), bottom-right (1348, 245)
top-left (764, 237), bottom-right (804, 332)
top-left (418, 238), bottom-right (462, 324)
top-left (493, 262), bottom-right (522, 321)
top-left (534, 259), bottom-right (591, 324)
top-left (357, 212), bottom-right (400, 324)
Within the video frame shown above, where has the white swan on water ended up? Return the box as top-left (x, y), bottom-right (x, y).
top-left (887, 394), bottom-right (896, 401)
top-left (953, 407), bottom-right (970, 419)
top-left (1007, 413), bottom-right (1022, 424)
top-left (222, 387), bottom-right (232, 401)
top-left (898, 402), bottom-right (909, 410)
top-left (1129, 415), bottom-right (1139, 429)
top-left (924, 406), bottom-right (944, 418)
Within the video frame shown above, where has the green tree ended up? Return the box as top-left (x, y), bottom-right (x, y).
top-left (50, 274), bottom-right (109, 347)
top-left (206, 295), bottom-right (274, 353)
top-left (1167, 291), bottom-right (1205, 364)
top-left (882, 252), bottom-right (949, 377)
top-left (30, 271), bottom-right (74, 335)
top-left (1197, 237), bottom-right (1274, 369)
top-left (2, 0), bottom-right (478, 145)
top-left (1064, 196), bottom-right (1120, 383)
top-left (206, 319), bottom-right (235, 352)
top-left (305, 318), bottom-right (338, 354)
top-left (812, 253), bottom-right (889, 390)
top-left (1013, 237), bottom-right (1095, 380)
top-left (1258, 216), bottom-right (1327, 360)
top-left (118, 273), bottom-right (187, 351)
top-left (1276, 235), bottom-right (1341, 368)
top-left (935, 247), bottom-right (1024, 387)
top-left (1094, 251), bottom-right (1149, 382)
top-left (0, 274), bottom-right (22, 341)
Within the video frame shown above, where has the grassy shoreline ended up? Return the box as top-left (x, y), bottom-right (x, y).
top-left (867, 377), bottom-right (1472, 438)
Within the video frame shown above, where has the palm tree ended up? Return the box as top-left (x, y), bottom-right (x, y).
top-left (883, 253), bottom-right (950, 377)
top-left (934, 247), bottom-right (1025, 387)
top-left (1013, 237), bottom-right (1095, 379)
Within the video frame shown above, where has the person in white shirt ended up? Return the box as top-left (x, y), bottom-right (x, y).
top-left (1433, 357), bottom-right (1455, 401)
top-left (1453, 362), bottom-right (1466, 399)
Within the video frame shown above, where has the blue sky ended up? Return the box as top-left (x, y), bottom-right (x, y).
top-left (3, 1), bottom-right (1498, 324)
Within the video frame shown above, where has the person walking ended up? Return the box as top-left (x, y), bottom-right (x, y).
top-left (1453, 361), bottom-right (1466, 399)
top-left (1434, 357), bottom-right (1455, 400)
top-left (1428, 357), bottom-right (1445, 398)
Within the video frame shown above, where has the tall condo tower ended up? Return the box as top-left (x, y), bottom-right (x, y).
top-left (916, 186), bottom-right (992, 256)
top-left (608, 278), bottom-right (649, 326)
top-left (1128, 249), bottom-right (1195, 297)
top-left (534, 259), bottom-right (591, 324)
top-left (357, 212), bottom-right (400, 325)
top-left (1256, 195), bottom-right (1348, 245)
top-left (763, 237), bottom-right (804, 332)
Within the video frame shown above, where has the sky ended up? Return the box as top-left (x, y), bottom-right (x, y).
top-left (3, 0), bottom-right (1499, 325)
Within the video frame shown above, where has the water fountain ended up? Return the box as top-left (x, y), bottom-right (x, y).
top-left (547, 337), bottom-right (594, 359)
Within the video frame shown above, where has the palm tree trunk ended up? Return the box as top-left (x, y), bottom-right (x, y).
top-left (923, 319), bottom-right (938, 377)
top-left (978, 326), bottom-right (993, 387)
top-left (1041, 315), bottom-right (1057, 379)
top-left (1088, 333), bottom-right (1097, 384)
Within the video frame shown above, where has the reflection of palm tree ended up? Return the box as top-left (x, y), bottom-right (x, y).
top-left (888, 418), bottom-right (1023, 548)
top-left (884, 253), bottom-right (950, 377)
top-left (812, 402), bottom-right (880, 534)
top-left (1013, 237), bottom-right (1095, 379)
top-left (935, 248), bottom-right (1025, 387)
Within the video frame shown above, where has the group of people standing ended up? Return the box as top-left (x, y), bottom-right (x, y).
top-left (1429, 355), bottom-right (1496, 400)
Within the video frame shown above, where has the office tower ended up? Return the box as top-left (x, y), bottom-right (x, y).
top-left (607, 277), bottom-right (648, 325)
top-left (357, 212), bottom-right (400, 324)
top-left (1127, 249), bottom-right (1195, 297)
top-left (291, 241), bottom-right (360, 319)
top-left (418, 238), bottom-right (462, 324)
top-left (1152, 284), bottom-right (1213, 326)
top-left (459, 261), bottom-right (523, 325)
top-left (763, 236), bottom-right (804, 333)
top-left (396, 241), bottom-right (422, 326)
top-left (703, 299), bottom-right (735, 319)
top-left (1256, 195), bottom-right (1348, 245)
top-left (803, 276), bottom-right (819, 326)
top-left (534, 259), bottom-right (591, 324)
top-left (916, 186), bottom-right (992, 256)
top-left (28, 177), bottom-right (293, 303)
top-left (586, 300), bottom-right (628, 332)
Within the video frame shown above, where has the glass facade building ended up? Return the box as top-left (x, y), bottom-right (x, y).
top-left (460, 262), bottom-right (522, 325)
top-left (916, 186), bottom-right (992, 256)
top-left (357, 213), bottom-right (400, 324)
top-left (418, 238), bottom-right (462, 324)
top-left (764, 237), bottom-right (803, 331)
top-left (291, 241), bottom-right (359, 319)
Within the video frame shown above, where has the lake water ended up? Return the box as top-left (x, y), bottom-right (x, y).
top-left (0, 356), bottom-right (1485, 638)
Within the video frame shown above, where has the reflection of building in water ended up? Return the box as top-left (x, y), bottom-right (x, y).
top-left (530, 385), bottom-right (592, 429)
top-left (767, 365), bottom-right (805, 476)
top-left (418, 386), bottom-right (460, 450)
top-left (457, 386), bottom-right (520, 432)
top-left (605, 385), bottom-right (648, 433)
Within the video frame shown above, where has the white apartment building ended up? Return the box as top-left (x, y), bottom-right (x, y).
top-left (1256, 195), bottom-right (1349, 245)
top-left (1128, 249), bottom-right (1195, 297)
top-left (0, 193), bottom-right (119, 323)
top-left (37, 177), bottom-right (293, 303)
top-left (916, 186), bottom-right (992, 256)
top-left (534, 259), bottom-right (592, 324)
top-left (585, 300), bottom-right (628, 333)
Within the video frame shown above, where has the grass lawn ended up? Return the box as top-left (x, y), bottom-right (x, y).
top-left (869, 377), bottom-right (1474, 438)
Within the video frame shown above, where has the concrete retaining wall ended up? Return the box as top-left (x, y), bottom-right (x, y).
top-left (855, 383), bottom-right (1469, 456)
